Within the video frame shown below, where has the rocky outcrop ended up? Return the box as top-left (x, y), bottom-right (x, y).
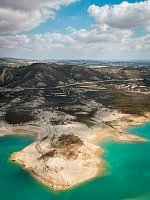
top-left (11, 133), bottom-right (103, 190)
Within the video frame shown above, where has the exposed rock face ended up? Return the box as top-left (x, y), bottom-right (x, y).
top-left (11, 133), bottom-right (103, 190)
top-left (7, 112), bottom-right (149, 191)
top-left (0, 63), bottom-right (145, 88)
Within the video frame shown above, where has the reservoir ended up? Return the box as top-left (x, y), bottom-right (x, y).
top-left (0, 122), bottom-right (150, 200)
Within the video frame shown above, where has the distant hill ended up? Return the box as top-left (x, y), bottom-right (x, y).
top-left (0, 63), bottom-right (146, 88)
top-left (0, 62), bottom-right (149, 124)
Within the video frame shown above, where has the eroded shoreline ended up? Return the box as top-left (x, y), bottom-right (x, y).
top-left (0, 112), bottom-right (149, 191)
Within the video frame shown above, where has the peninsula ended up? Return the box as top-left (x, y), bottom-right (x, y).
top-left (0, 59), bottom-right (150, 190)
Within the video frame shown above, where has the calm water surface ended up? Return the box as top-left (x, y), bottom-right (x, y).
top-left (0, 122), bottom-right (150, 200)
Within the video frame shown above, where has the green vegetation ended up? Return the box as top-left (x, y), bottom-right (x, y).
top-left (77, 116), bottom-right (98, 127)
top-left (4, 110), bottom-right (35, 124)
top-left (113, 94), bottom-right (150, 116)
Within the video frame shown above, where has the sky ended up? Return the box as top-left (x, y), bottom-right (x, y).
top-left (0, 0), bottom-right (150, 60)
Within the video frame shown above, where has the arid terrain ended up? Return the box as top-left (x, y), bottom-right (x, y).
top-left (0, 59), bottom-right (150, 190)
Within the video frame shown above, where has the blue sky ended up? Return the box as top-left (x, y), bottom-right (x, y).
top-left (0, 0), bottom-right (150, 60)
top-left (28, 0), bottom-right (144, 34)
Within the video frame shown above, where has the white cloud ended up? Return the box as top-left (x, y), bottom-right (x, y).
top-left (1, 30), bottom-right (150, 60)
top-left (1, 0), bottom-right (150, 60)
top-left (88, 1), bottom-right (150, 31)
top-left (0, 0), bottom-right (79, 34)
top-left (72, 28), bottom-right (132, 44)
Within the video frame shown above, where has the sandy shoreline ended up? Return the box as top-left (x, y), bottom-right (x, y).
top-left (1, 112), bottom-right (150, 191)
top-left (90, 113), bottom-right (150, 145)
top-left (0, 125), bottom-right (39, 137)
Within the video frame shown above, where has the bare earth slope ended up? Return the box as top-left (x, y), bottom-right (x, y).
top-left (0, 62), bottom-right (150, 190)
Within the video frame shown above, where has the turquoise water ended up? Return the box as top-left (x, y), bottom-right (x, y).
top-left (0, 122), bottom-right (150, 200)
top-left (126, 122), bottom-right (150, 139)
